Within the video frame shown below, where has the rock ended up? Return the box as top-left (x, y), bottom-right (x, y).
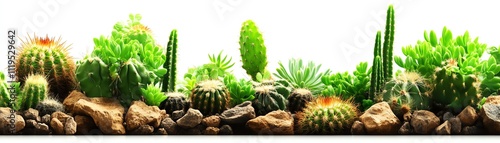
top-left (156, 128), bottom-right (168, 135)
top-left (403, 112), bottom-right (412, 122)
top-left (457, 106), bottom-right (478, 126)
top-left (0, 107), bottom-right (25, 134)
top-left (350, 121), bottom-right (366, 135)
top-left (64, 117), bottom-right (77, 135)
top-left (35, 123), bottom-right (50, 134)
top-left (63, 90), bottom-right (89, 112)
top-left (22, 108), bottom-right (39, 120)
top-left (203, 127), bottom-right (219, 135)
top-left (398, 122), bottom-right (412, 135)
top-left (176, 108), bottom-right (203, 129)
top-left (125, 101), bottom-right (167, 131)
top-left (435, 121), bottom-right (451, 135)
top-left (219, 125), bottom-right (233, 135)
top-left (171, 110), bottom-right (185, 121)
top-left (449, 117), bottom-right (461, 134)
top-left (129, 125), bottom-right (154, 135)
top-left (25, 119), bottom-right (37, 128)
top-left (462, 126), bottom-right (481, 135)
top-left (160, 117), bottom-right (177, 134)
top-left (41, 114), bottom-right (51, 125)
top-left (442, 112), bottom-right (454, 122)
top-left (480, 103), bottom-right (500, 134)
top-left (50, 118), bottom-right (65, 134)
top-left (359, 102), bottom-right (401, 134)
top-left (202, 116), bottom-right (221, 127)
top-left (411, 110), bottom-right (440, 134)
top-left (177, 128), bottom-right (202, 135)
top-left (246, 110), bottom-right (294, 135)
top-left (72, 97), bottom-right (126, 135)
top-left (75, 115), bottom-right (97, 135)
top-left (485, 95), bottom-right (500, 105)
top-left (220, 101), bottom-right (256, 124)
top-left (51, 111), bottom-right (71, 121)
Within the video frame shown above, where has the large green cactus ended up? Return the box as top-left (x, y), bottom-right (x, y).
top-left (118, 58), bottom-right (157, 107)
top-left (383, 5), bottom-right (395, 81)
top-left (0, 72), bottom-right (11, 107)
top-left (252, 84), bottom-right (288, 116)
top-left (14, 74), bottom-right (48, 111)
top-left (239, 20), bottom-right (268, 81)
top-left (162, 29), bottom-right (178, 92)
top-left (76, 56), bottom-right (113, 98)
top-left (16, 35), bottom-right (77, 101)
top-left (369, 31), bottom-right (383, 99)
top-left (190, 80), bottom-right (230, 116)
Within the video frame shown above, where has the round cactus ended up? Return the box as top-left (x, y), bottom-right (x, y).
top-left (76, 56), bottom-right (113, 98)
top-left (252, 85), bottom-right (288, 116)
top-left (160, 92), bottom-right (189, 114)
top-left (190, 80), bottom-right (230, 116)
top-left (15, 35), bottom-right (77, 101)
top-left (287, 88), bottom-right (314, 114)
top-left (378, 71), bottom-right (431, 117)
top-left (36, 96), bottom-right (64, 116)
top-left (297, 96), bottom-right (359, 134)
top-left (15, 74), bottom-right (48, 111)
top-left (117, 58), bottom-right (157, 107)
top-left (239, 20), bottom-right (268, 81)
top-left (0, 72), bottom-right (11, 107)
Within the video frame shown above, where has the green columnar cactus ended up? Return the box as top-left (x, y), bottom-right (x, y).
top-left (160, 92), bottom-right (189, 114)
top-left (378, 71), bottom-right (431, 117)
top-left (0, 72), bottom-right (10, 107)
top-left (252, 85), bottom-right (288, 116)
top-left (118, 58), bottom-right (157, 107)
top-left (190, 80), bottom-right (230, 116)
top-left (16, 35), bottom-right (77, 101)
top-left (383, 5), bottom-right (395, 81)
top-left (297, 97), bottom-right (359, 134)
top-left (76, 57), bottom-right (113, 97)
top-left (239, 20), bottom-right (268, 81)
top-left (15, 74), bottom-right (48, 111)
top-left (287, 88), bottom-right (313, 114)
top-left (162, 29), bottom-right (178, 92)
top-left (369, 31), bottom-right (383, 99)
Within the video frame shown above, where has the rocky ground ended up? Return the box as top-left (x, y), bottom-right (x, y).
top-left (1, 90), bottom-right (500, 135)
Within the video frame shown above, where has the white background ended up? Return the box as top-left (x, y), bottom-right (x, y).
top-left (1, 0), bottom-right (500, 80)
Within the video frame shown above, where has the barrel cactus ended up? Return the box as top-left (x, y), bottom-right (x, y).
top-left (252, 85), bottom-right (288, 116)
top-left (190, 80), bottom-right (230, 116)
top-left (239, 20), bottom-right (268, 81)
top-left (14, 74), bottom-right (48, 111)
top-left (160, 92), bottom-right (189, 114)
top-left (296, 96), bottom-right (359, 134)
top-left (287, 88), bottom-right (314, 114)
top-left (76, 56), bottom-right (113, 98)
top-left (16, 35), bottom-right (77, 101)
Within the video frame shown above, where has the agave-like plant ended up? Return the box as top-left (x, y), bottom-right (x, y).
top-left (274, 58), bottom-right (331, 95)
top-left (141, 84), bottom-right (167, 107)
top-left (223, 73), bottom-right (256, 107)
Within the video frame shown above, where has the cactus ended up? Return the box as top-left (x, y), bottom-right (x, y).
top-left (14, 74), bottom-right (48, 111)
top-left (223, 74), bottom-right (255, 107)
top-left (383, 5), bottom-right (395, 81)
top-left (118, 58), bottom-right (157, 107)
top-left (15, 35), bottom-right (77, 101)
top-left (141, 84), bottom-right (168, 107)
top-left (190, 80), bottom-right (230, 116)
top-left (162, 29), bottom-right (178, 92)
top-left (297, 96), bottom-right (359, 134)
top-left (76, 56), bottom-right (114, 98)
top-left (0, 72), bottom-right (11, 107)
top-left (239, 20), bottom-right (268, 81)
top-left (378, 71), bottom-right (431, 117)
top-left (160, 92), bottom-right (189, 114)
top-left (274, 58), bottom-right (331, 95)
top-left (287, 88), bottom-right (314, 114)
top-left (369, 31), bottom-right (383, 99)
top-left (252, 85), bottom-right (288, 116)
top-left (36, 96), bottom-right (64, 116)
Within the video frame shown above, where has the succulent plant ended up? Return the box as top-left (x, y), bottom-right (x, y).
top-left (0, 72), bottom-right (11, 107)
top-left (162, 29), bottom-right (178, 92)
top-left (36, 96), bottom-right (64, 116)
top-left (239, 20), bottom-right (268, 81)
top-left (252, 84), bottom-right (288, 116)
top-left (118, 58), bottom-right (158, 107)
top-left (321, 62), bottom-right (371, 105)
top-left (382, 5), bottom-right (395, 82)
top-left (15, 35), bottom-right (77, 101)
top-left (296, 96), bottom-right (359, 134)
top-left (160, 92), bottom-right (189, 114)
top-left (287, 88), bottom-right (314, 114)
top-left (369, 32), bottom-right (385, 99)
top-left (377, 71), bottom-right (431, 117)
top-left (274, 58), bottom-right (331, 95)
top-left (14, 74), bottom-right (48, 111)
top-left (223, 74), bottom-right (255, 107)
top-left (76, 56), bottom-right (113, 98)
top-left (190, 79), bottom-right (230, 116)
top-left (141, 84), bottom-right (168, 107)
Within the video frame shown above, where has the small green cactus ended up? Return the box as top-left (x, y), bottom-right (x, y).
top-left (162, 29), bottom-right (178, 92)
top-left (190, 80), bottom-right (230, 116)
top-left (297, 96), bottom-right (359, 134)
top-left (239, 20), bottom-right (268, 81)
top-left (14, 74), bottom-right (48, 111)
top-left (118, 58), bottom-right (157, 107)
top-left (141, 84), bottom-right (168, 107)
top-left (76, 56), bottom-right (113, 98)
top-left (287, 88), bottom-right (314, 114)
top-left (160, 92), bottom-right (189, 114)
top-left (223, 74), bottom-right (255, 107)
top-left (252, 85), bottom-right (288, 116)
top-left (0, 72), bottom-right (11, 107)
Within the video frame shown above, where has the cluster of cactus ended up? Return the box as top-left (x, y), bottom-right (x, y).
top-left (190, 79), bottom-right (230, 116)
top-left (15, 35), bottom-right (77, 101)
top-left (320, 62), bottom-right (371, 107)
top-left (0, 72), bottom-right (11, 107)
top-left (13, 74), bottom-right (48, 111)
top-left (377, 71), bottom-right (431, 117)
top-left (274, 58), bottom-right (332, 95)
top-left (239, 20), bottom-right (268, 81)
top-left (296, 96), bottom-right (359, 134)
top-left (223, 74), bottom-right (255, 107)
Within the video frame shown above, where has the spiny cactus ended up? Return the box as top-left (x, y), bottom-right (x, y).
top-left (162, 29), bottom-right (178, 92)
top-left (118, 58), bottom-right (157, 107)
top-left (0, 72), bottom-right (11, 107)
top-left (383, 5), bottom-right (395, 81)
top-left (15, 35), bottom-right (77, 101)
top-left (76, 56), bottom-right (113, 98)
top-left (190, 80), bottom-right (230, 116)
top-left (378, 71), bottom-right (431, 117)
top-left (252, 85), bottom-right (288, 116)
top-left (160, 92), bottom-right (189, 114)
top-left (297, 96), bottom-right (359, 134)
top-left (287, 88), bottom-right (314, 114)
top-left (239, 20), bottom-right (268, 81)
top-left (14, 74), bottom-right (48, 111)
top-left (36, 96), bottom-right (64, 116)
top-left (369, 32), bottom-right (384, 99)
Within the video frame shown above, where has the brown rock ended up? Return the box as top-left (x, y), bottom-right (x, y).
top-left (359, 102), bottom-right (401, 134)
top-left (461, 126), bottom-right (481, 135)
top-left (41, 114), bottom-right (51, 125)
top-left (203, 127), bottom-right (220, 135)
top-left (449, 117), bottom-right (462, 134)
top-left (480, 103), bottom-right (500, 134)
top-left (75, 115), bottom-right (97, 135)
top-left (129, 125), bottom-right (154, 135)
top-left (246, 110), bottom-right (294, 135)
top-left (72, 97), bottom-right (126, 135)
top-left (23, 108), bottom-right (39, 120)
top-left (457, 106), bottom-right (478, 126)
top-left (0, 107), bottom-right (25, 134)
top-left (50, 118), bottom-right (64, 134)
top-left (25, 119), bottom-right (37, 128)
top-left (442, 112), bottom-right (454, 122)
top-left (350, 121), bottom-right (366, 135)
top-left (435, 121), bottom-right (451, 135)
top-left (219, 125), bottom-right (233, 135)
top-left (485, 95), bottom-right (500, 105)
top-left (51, 111), bottom-right (71, 121)
top-left (160, 117), bottom-right (177, 134)
top-left (398, 122), bottom-right (412, 135)
top-left (125, 101), bottom-right (167, 131)
top-left (156, 128), bottom-right (168, 135)
top-left (177, 108), bottom-right (203, 129)
top-left (220, 101), bottom-right (256, 124)
top-left (64, 117), bottom-right (77, 135)
top-left (202, 116), bottom-right (221, 127)
top-left (411, 110), bottom-right (440, 134)
top-left (63, 90), bottom-right (89, 112)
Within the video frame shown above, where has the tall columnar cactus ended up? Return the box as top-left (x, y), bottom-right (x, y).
top-left (118, 58), bottom-right (157, 107)
top-left (378, 71), bottom-right (431, 117)
top-left (190, 80), bottom-right (230, 116)
top-left (239, 20), bottom-right (268, 81)
top-left (297, 97), bottom-right (359, 134)
top-left (14, 74), bottom-right (48, 111)
top-left (0, 72), bottom-right (11, 107)
top-left (15, 35), bottom-right (77, 101)
top-left (369, 32), bottom-right (383, 99)
top-left (383, 5), bottom-right (395, 81)
top-left (76, 57), bottom-right (113, 98)
top-left (252, 85), bottom-right (288, 116)
top-left (162, 29), bottom-right (178, 92)
top-left (287, 88), bottom-right (313, 114)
